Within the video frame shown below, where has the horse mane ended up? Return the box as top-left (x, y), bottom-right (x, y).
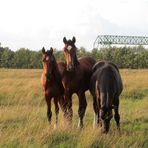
top-left (74, 54), bottom-right (79, 66)
top-left (51, 56), bottom-right (62, 83)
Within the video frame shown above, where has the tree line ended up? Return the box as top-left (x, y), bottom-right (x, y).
top-left (0, 45), bottom-right (148, 69)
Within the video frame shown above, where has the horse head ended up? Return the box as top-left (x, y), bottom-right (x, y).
top-left (100, 107), bottom-right (113, 133)
top-left (63, 36), bottom-right (79, 72)
top-left (42, 47), bottom-right (55, 81)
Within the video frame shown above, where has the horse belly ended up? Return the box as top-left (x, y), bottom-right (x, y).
top-left (45, 85), bottom-right (63, 98)
top-left (63, 78), bottom-right (89, 94)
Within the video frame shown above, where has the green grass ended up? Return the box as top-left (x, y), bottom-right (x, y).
top-left (0, 69), bottom-right (148, 148)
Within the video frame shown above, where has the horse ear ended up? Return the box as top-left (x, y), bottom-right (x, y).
top-left (63, 37), bottom-right (67, 44)
top-left (42, 47), bottom-right (46, 54)
top-left (72, 36), bottom-right (76, 44)
top-left (50, 47), bottom-right (53, 54)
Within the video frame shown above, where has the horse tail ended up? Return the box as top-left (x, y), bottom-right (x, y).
top-left (95, 80), bottom-right (99, 108)
top-left (106, 92), bottom-right (109, 110)
top-left (100, 91), bottom-right (112, 111)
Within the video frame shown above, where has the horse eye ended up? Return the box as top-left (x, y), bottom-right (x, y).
top-left (64, 48), bottom-right (68, 52)
top-left (42, 57), bottom-right (45, 62)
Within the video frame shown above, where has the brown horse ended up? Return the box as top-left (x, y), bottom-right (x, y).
top-left (58, 36), bottom-right (96, 128)
top-left (89, 61), bottom-right (123, 133)
top-left (41, 47), bottom-right (65, 128)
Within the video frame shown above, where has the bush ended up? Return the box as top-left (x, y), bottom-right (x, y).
top-left (0, 45), bottom-right (148, 68)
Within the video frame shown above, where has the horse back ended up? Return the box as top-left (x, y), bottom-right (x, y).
top-left (98, 65), bottom-right (122, 95)
top-left (92, 60), bottom-right (119, 72)
top-left (58, 56), bottom-right (96, 93)
top-left (57, 57), bottom-right (96, 75)
top-left (90, 62), bottom-right (123, 98)
top-left (79, 56), bottom-right (96, 70)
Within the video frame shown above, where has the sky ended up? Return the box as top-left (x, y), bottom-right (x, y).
top-left (0, 0), bottom-right (148, 51)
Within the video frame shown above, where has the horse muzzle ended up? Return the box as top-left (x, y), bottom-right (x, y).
top-left (45, 73), bottom-right (51, 81)
top-left (67, 63), bottom-right (75, 72)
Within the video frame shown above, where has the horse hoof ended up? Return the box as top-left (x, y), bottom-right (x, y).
top-left (101, 128), bottom-right (108, 134)
top-left (78, 125), bottom-right (83, 129)
top-left (93, 123), bottom-right (97, 129)
top-left (48, 121), bottom-right (51, 125)
top-left (117, 127), bottom-right (120, 133)
top-left (54, 124), bottom-right (58, 129)
top-left (93, 124), bottom-right (95, 129)
top-left (78, 122), bottom-right (83, 129)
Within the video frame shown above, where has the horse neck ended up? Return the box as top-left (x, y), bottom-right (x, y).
top-left (52, 60), bottom-right (59, 73)
top-left (74, 54), bottom-right (79, 66)
top-left (52, 60), bottom-right (62, 82)
top-left (42, 59), bottom-right (62, 83)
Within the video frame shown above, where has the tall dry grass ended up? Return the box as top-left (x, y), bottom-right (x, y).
top-left (0, 69), bottom-right (148, 148)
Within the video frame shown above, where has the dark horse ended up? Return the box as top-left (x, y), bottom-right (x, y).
top-left (58, 36), bottom-right (96, 128)
top-left (41, 47), bottom-right (65, 128)
top-left (89, 61), bottom-right (123, 133)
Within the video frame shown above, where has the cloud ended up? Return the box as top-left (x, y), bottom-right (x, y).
top-left (0, 0), bottom-right (148, 50)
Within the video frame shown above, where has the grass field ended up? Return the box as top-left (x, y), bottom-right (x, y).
top-left (0, 69), bottom-right (148, 148)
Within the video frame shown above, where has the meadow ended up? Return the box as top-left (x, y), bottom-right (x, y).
top-left (0, 69), bottom-right (148, 148)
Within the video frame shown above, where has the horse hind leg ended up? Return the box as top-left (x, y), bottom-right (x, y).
top-left (64, 93), bottom-right (73, 126)
top-left (77, 91), bottom-right (87, 129)
top-left (113, 96), bottom-right (120, 130)
top-left (95, 80), bottom-right (102, 127)
top-left (100, 92), bottom-right (109, 133)
top-left (93, 95), bottom-right (99, 128)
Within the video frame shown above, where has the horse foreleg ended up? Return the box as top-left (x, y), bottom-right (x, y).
top-left (53, 97), bottom-right (59, 129)
top-left (59, 96), bottom-right (67, 119)
top-left (64, 93), bottom-right (73, 126)
top-left (45, 95), bottom-right (52, 123)
top-left (67, 97), bottom-right (73, 124)
top-left (77, 91), bottom-right (87, 128)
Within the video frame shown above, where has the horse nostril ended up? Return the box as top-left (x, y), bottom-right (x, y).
top-left (67, 62), bottom-right (73, 69)
top-left (67, 65), bottom-right (74, 72)
top-left (67, 67), bottom-right (72, 71)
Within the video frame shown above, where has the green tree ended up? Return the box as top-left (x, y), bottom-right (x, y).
top-left (13, 48), bottom-right (31, 68)
top-left (0, 48), bottom-right (14, 68)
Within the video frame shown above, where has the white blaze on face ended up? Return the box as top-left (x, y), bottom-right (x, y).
top-left (68, 54), bottom-right (71, 63)
top-left (67, 45), bottom-right (72, 51)
top-left (46, 56), bottom-right (49, 61)
top-left (66, 46), bottom-right (72, 64)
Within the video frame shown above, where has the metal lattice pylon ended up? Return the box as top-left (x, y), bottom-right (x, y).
top-left (93, 35), bottom-right (148, 48)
